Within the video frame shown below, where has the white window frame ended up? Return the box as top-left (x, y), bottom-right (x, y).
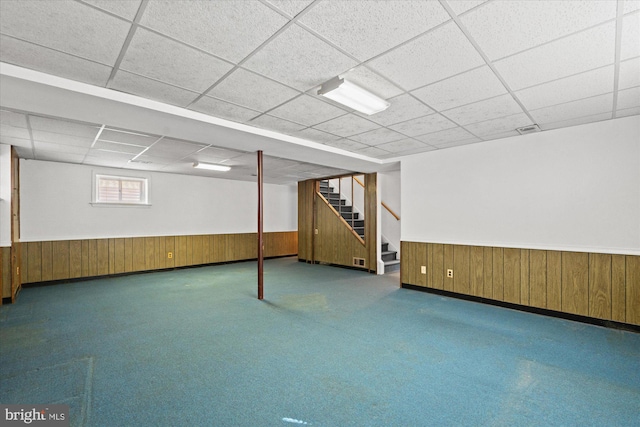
top-left (92, 173), bottom-right (150, 207)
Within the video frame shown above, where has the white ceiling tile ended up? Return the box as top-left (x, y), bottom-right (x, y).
top-left (442, 94), bottom-right (524, 125)
top-left (262, 156), bottom-right (301, 170)
top-left (539, 112), bottom-right (612, 131)
top-left (0, 136), bottom-right (31, 149)
top-left (209, 68), bottom-right (299, 112)
top-left (516, 66), bottom-right (614, 110)
top-left (0, 124), bottom-right (30, 140)
top-left (414, 127), bottom-right (477, 145)
top-left (494, 22), bottom-right (616, 91)
top-left (361, 94), bottom-right (434, 127)
top-left (447, 1), bottom-right (489, 16)
top-left (110, 70), bottom-right (199, 107)
top-left (247, 115), bottom-right (306, 134)
top-left (313, 114), bottom-right (380, 137)
top-left (461, 0), bottom-right (616, 60)
top-left (0, 35), bottom-right (112, 87)
top-left (389, 114), bottom-right (457, 137)
top-left (375, 138), bottom-right (430, 153)
top-left (300, 1), bottom-right (450, 61)
top-left (100, 129), bottom-right (158, 146)
top-left (93, 141), bottom-right (145, 155)
top-left (189, 96), bottom-right (261, 123)
top-left (268, 95), bottom-right (346, 126)
top-left (292, 127), bottom-right (341, 143)
top-left (34, 141), bottom-right (89, 155)
top-left (463, 112), bottom-right (532, 137)
top-left (31, 131), bottom-right (95, 147)
top-left (356, 146), bottom-right (390, 158)
top-left (243, 24), bottom-right (358, 91)
top-left (621, 11), bottom-right (640, 60)
top-left (324, 139), bottom-right (369, 152)
top-left (619, 57), bottom-right (640, 90)
top-left (341, 66), bottom-right (404, 99)
top-left (481, 130), bottom-right (521, 141)
top-left (127, 156), bottom-right (173, 169)
top-left (36, 151), bottom-right (86, 164)
top-left (348, 128), bottom-right (406, 146)
top-left (433, 138), bottom-right (480, 149)
top-left (0, 110), bottom-right (27, 128)
top-left (0, 0), bottom-right (130, 64)
top-left (531, 93), bottom-right (614, 124)
top-left (617, 86), bottom-right (640, 110)
top-left (141, 0), bottom-right (288, 63)
top-left (194, 146), bottom-right (245, 162)
top-left (265, 1), bottom-right (314, 17)
top-left (616, 106), bottom-right (640, 118)
top-left (411, 65), bottom-right (507, 111)
top-left (82, 0), bottom-right (142, 20)
top-left (624, 1), bottom-right (640, 13)
top-left (84, 151), bottom-right (132, 165)
top-left (120, 28), bottom-right (234, 92)
top-left (29, 117), bottom-right (100, 138)
top-left (144, 138), bottom-right (206, 159)
top-left (368, 22), bottom-right (485, 90)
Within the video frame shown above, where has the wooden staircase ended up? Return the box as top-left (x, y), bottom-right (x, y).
top-left (319, 180), bottom-right (399, 272)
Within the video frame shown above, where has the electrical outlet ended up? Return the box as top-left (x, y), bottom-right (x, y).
top-left (447, 269), bottom-right (453, 278)
top-left (315, 229), bottom-right (319, 235)
top-left (420, 266), bottom-right (426, 274)
top-left (167, 252), bottom-right (173, 259)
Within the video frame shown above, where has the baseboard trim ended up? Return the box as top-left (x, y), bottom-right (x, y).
top-left (401, 283), bottom-right (640, 333)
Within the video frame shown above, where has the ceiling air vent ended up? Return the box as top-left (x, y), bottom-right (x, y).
top-left (128, 159), bottom-right (152, 164)
top-left (516, 124), bottom-right (541, 135)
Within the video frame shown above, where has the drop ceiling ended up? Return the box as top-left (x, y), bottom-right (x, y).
top-left (0, 0), bottom-right (638, 184)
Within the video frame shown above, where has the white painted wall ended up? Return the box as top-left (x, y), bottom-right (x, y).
top-left (20, 160), bottom-right (297, 241)
top-left (0, 144), bottom-right (11, 247)
top-left (401, 116), bottom-right (640, 255)
top-left (379, 170), bottom-right (401, 256)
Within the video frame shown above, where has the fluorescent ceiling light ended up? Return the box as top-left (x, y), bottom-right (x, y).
top-left (193, 162), bottom-right (231, 172)
top-left (318, 77), bottom-right (390, 115)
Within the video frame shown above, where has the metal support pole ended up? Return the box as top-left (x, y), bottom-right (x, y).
top-left (257, 150), bottom-right (264, 300)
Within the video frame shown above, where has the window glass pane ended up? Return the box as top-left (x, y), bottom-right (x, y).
top-left (96, 175), bottom-right (147, 204)
top-left (121, 180), bottom-right (142, 202)
top-left (98, 178), bottom-right (120, 202)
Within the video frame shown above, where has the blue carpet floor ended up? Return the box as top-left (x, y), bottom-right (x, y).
top-left (1, 257), bottom-right (639, 426)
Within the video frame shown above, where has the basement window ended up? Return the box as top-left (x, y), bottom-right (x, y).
top-left (93, 174), bottom-right (149, 206)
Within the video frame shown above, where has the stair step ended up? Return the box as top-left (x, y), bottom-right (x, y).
top-left (340, 212), bottom-right (359, 220)
top-left (333, 205), bottom-right (352, 212)
top-left (381, 242), bottom-right (389, 252)
top-left (383, 259), bottom-right (400, 273)
top-left (381, 250), bottom-right (397, 262)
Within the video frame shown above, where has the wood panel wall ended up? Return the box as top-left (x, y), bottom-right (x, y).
top-left (1, 247), bottom-right (11, 299)
top-left (298, 174), bottom-right (377, 272)
top-left (19, 231), bottom-right (297, 285)
top-left (401, 241), bottom-right (640, 326)
top-left (297, 180), bottom-right (315, 262)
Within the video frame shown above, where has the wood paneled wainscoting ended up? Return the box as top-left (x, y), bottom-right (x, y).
top-left (18, 232), bottom-right (297, 286)
top-left (401, 241), bottom-right (640, 327)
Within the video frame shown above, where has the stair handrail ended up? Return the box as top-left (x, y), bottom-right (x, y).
top-left (352, 176), bottom-right (400, 221)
